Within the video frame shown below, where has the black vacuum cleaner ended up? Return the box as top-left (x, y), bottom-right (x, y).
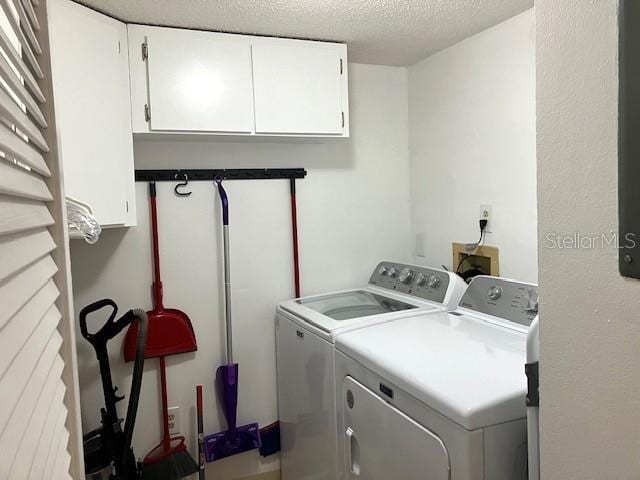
top-left (80, 299), bottom-right (148, 480)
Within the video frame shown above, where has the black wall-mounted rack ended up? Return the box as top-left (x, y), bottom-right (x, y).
top-left (135, 168), bottom-right (307, 182)
top-left (619, 0), bottom-right (640, 278)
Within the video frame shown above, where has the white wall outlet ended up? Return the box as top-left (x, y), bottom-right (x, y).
top-left (168, 406), bottom-right (180, 435)
top-left (479, 204), bottom-right (492, 233)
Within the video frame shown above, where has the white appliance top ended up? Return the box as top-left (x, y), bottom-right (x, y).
top-left (278, 262), bottom-right (467, 340)
top-left (336, 276), bottom-right (539, 430)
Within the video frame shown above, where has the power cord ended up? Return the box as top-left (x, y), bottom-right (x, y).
top-left (479, 218), bottom-right (488, 236)
top-left (456, 219), bottom-right (489, 274)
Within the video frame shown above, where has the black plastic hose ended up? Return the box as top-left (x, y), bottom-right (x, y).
top-left (120, 309), bottom-right (148, 476)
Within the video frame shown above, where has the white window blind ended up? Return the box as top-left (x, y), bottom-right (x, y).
top-left (0, 0), bottom-right (82, 479)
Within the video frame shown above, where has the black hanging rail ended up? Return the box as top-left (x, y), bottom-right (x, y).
top-left (135, 168), bottom-right (307, 182)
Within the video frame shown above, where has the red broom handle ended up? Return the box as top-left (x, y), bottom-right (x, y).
top-left (149, 182), bottom-right (164, 309)
top-left (196, 385), bottom-right (205, 478)
top-left (160, 356), bottom-right (170, 452)
top-left (196, 384), bottom-right (203, 420)
top-left (290, 179), bottom-right (301, 298)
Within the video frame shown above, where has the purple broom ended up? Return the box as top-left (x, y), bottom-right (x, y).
top-left (205, 178), bottom-right (261, 462)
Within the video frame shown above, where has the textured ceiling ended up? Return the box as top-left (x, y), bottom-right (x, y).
top-left (76, 0), bottom-right (532, 66)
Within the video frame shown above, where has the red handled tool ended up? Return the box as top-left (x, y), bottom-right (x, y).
top-left (123, 182), bottom-right (198, 480)
top-left (197, 385), bottom-right (205, 479)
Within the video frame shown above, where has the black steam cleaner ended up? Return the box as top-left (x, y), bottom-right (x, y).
top-left (80, 299), bottom-right (148, 480)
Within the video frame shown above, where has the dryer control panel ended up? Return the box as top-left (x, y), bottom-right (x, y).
top-left (458, 276), bottom-right (538, 327)
top-left (368, 262), bottom-right (450, 304)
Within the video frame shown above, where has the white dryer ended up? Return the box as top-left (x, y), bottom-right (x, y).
top-left (335, 275), bottom-right (539, 480)
top-left (275, 262), bottom-right (467, 480)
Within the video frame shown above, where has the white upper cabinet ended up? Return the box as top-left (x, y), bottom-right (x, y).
top-left (144, 27), bottom-right (254, 133)
top-left (252, 40), bottom-right (347, 135)
top-left (49, 0), bottom-right (136, 227)
top-left (128, 25), bottom-right (349, 137)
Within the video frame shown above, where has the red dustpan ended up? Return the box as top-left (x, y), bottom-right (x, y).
top-left (123, 182), bottom-right (197, 361)
top-left (123, 182), bottom-right (198, 480)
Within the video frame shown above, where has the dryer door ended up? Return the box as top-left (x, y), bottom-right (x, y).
top-left (343, 376), bottom-right (450, 480)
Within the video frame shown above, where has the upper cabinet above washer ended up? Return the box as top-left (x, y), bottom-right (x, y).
top-left (128, 25), bottom-right (349, 138)
top-left (252, 40), bottom-right (348, 135)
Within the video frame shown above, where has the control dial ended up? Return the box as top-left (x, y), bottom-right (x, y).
top-left (488, 285), bottom-right (502, 300)
top-left (427, 275), bottom-right (441, 288)
top-left (398, 268), bottom-right (414, 284)
top-left (378, 265), bottom-right (388, 276)
top-left (388, 267), bottom-right (398, 278)
top-left (416, 274), bottom-right (427, 286)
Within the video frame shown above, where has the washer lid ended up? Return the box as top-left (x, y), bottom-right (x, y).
top-left (279, 287), bottom-right (437, 334)
top-left (295, 290), bottom-right (418, 320)
top-left (336, 310), bottom-right (528, 430)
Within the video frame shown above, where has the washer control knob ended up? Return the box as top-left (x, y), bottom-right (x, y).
top-left (378, 265), bottom-right (388, 276)
top-left (488, 285), bottom-right (502, 300)
top-left (399, 268), bottom-right (414, 284)
top-left (416, 274), bottom-right (427, 286)
top-left (388, 267), bottom-right (398, 278)
top-left (427, 275), bottom-right (441, 288)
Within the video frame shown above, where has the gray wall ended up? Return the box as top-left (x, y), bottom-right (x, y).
top-left (409, 10), bottom-right (537, 282)
top-left (536, 1), bottom-right (640, 477)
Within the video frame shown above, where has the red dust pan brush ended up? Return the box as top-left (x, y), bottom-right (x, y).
top-left (140, 355), bottom-right (199, 480)
top-left (123, 182), bottom-right (198, 480)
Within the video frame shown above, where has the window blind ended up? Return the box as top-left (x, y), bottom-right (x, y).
top-left (0, 0), bottom-right (82, 478)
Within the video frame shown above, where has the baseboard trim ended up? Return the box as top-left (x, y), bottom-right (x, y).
top-left (233, 470), bottom-right (281, 480)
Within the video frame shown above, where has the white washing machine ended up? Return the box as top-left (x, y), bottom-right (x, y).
top-left (275, 261), bottom-right (468, 480)
top-left (335, 275), bottom-right (539, 480)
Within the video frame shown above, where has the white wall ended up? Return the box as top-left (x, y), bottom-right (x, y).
top-left (69, 63), bottom-right (411, 479)
top-left (408, 9), bottom-right (537, 282)
top-left (536, 1), bottom-right (640, 477)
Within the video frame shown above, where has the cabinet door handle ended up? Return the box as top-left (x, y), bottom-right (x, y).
top-left (346, 427), bottom-right (360, 476)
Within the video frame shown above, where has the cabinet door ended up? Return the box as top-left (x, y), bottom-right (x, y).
top-left (145, 29), bottom-right (254, 133)
top-left (252, 42), bottom-right (345, 135)
top-left (342, 376), bottom-right (450, 480)
top-left (50, 0), bottom-right (135, 226)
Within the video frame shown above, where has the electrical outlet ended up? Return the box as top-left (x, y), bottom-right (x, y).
top-left (168, 406), bottom-right (180, 435)
top-left (479, 205), bottom-right (492, 233)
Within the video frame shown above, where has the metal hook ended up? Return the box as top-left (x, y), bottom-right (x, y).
top-left (174, 172), bottom-right (192, 197)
